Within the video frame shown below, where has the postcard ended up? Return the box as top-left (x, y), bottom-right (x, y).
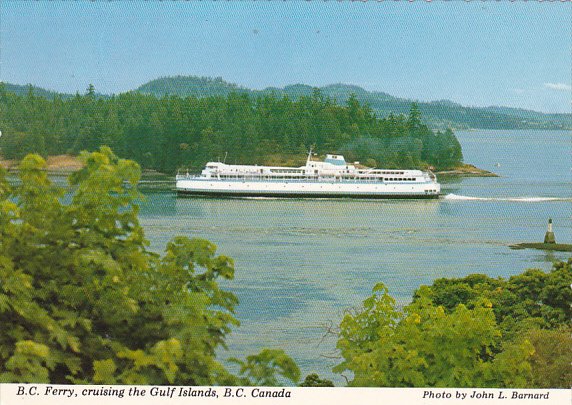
top-left (0, 1), bottom-right (570, 404)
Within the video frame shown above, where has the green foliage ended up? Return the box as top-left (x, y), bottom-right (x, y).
top-left (420, 260), bottom-right (572, 334)
top-left (0, 148), bottom-right (296, 386)
top-left (525, 327), bottom-right (572, 388)
top-left (230, 349), bottom-right (301, 386)
top-left (409, 260), bottom-right (572, 388)
top-left (299, 373), bottom-right (334, 387)
top-left (0, 86), bottom-right (464, 171)
top-left (334, 283), bottom-right (537, 388)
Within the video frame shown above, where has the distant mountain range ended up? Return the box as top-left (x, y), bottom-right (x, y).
top-left (4, 82), bottom-right (70, 100)
top-left (4, 76), bottom-right (571, 130)
top-left (2, 82), bottom-right (108, 100)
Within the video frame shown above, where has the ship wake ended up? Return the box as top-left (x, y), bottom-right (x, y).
top-left (444, 193), bottom-right (572, 202)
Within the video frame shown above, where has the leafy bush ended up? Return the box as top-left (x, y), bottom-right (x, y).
top-left (335, 261), bottom-right (571, 388)
top-left (0, 147), bottom-right (298, 385)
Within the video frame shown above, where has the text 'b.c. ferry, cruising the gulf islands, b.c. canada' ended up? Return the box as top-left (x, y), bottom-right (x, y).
top-left (175, 151), bottom-right (440, 199)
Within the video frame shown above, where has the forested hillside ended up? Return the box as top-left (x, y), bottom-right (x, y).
top-left (0, 84), bottom-right (463, 173)
top-left (2, 83), bottom-right (108, 101)
top-left (5, 76), bottom-right (570, 130)
top-left (136, 76), bottom-right (571, 130)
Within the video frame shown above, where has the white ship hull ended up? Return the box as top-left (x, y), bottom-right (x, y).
top-left (177, 153), bottom-right (440, 199)
top-left (176, 178), bottom-right (440, 199)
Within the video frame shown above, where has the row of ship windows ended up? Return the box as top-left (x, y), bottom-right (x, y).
top-left (270, 169), bottom-right (305, 173)
top-left (215, 175), bottom-right (418, 181)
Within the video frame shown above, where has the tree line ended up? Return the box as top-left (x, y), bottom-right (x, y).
top-left (0, 84), bottom-right (463, 172)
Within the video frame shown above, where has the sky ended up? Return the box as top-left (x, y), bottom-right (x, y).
top-left (1, 1), bottom-right (570, 113)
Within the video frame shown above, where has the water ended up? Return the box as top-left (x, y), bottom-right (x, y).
top-left (138, 129), bottom-right (571, 383)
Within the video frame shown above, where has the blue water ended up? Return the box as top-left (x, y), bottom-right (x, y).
top-left (138, 129), bottom-right (571, 384)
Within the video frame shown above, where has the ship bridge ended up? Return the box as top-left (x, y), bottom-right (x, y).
top-left (323, 154), bottom-right (346, 166)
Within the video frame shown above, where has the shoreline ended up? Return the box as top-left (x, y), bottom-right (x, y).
top-left (0, 155), bottom-right (171, 179)
top-left (0, 155), bottom-right (83, 174)
top-left (435, 163), bottom-right (498, 177)
top-left (509, 243), bottom-right (572, 252)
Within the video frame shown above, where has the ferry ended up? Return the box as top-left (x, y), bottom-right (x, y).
top-left (176, 152), bottom-right (440, 199)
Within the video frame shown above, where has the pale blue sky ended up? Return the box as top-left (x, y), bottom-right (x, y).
top-left (1, 1), bottom-right (570, 113)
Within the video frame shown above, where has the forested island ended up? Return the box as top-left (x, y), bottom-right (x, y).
top-left (0, 82), bottom-right (464, 174)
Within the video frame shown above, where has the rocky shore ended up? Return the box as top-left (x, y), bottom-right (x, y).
top-left (436, 163), bottom-right (498, 177)
top-left (509, 243), bottom-right (572, 252)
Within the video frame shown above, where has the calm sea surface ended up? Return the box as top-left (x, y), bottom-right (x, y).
top-left (137, 129), bottom-right (571, 383)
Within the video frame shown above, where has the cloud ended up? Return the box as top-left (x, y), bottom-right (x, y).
top-left (544, 82), bottom-right (572, 91)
